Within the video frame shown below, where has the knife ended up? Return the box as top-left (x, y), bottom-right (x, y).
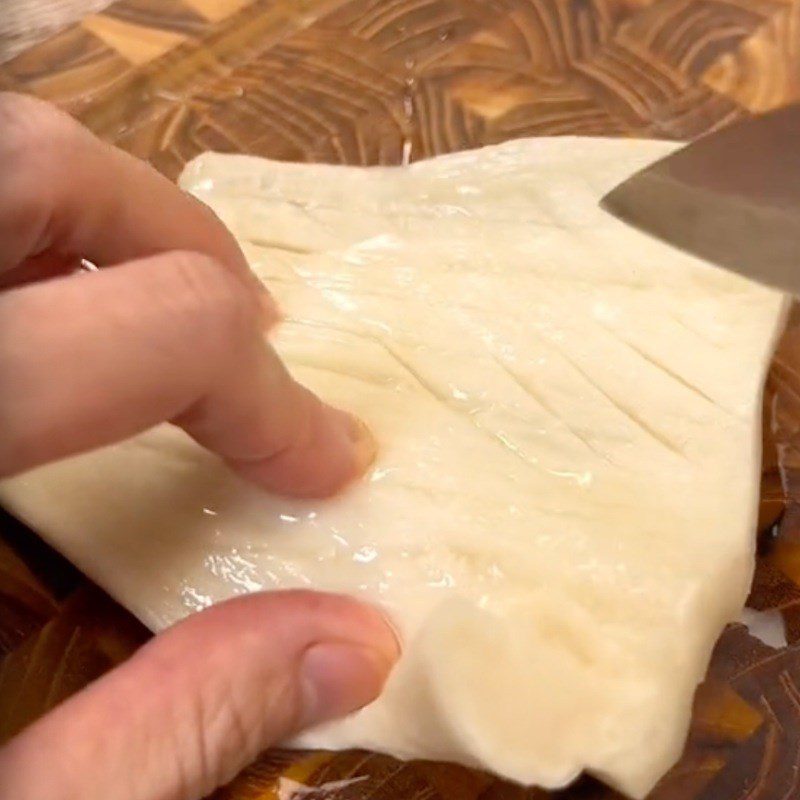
top-left (601, 105), bottom-right (800, 295)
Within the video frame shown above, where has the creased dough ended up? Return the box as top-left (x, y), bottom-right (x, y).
top-left (0, 138), bottom-right (787, 798)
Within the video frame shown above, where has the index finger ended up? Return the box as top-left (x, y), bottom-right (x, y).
top-left (0, 93), bottom-right (265, 299)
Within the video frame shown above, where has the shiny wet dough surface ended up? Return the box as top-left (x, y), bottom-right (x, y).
top-left (0, 137), bottom-right (787, 798)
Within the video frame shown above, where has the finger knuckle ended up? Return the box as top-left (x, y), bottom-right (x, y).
top-left (167, 251), bottom-right (260, 348)
top-left (0, 93), bottom-right (77, 169)
top-left (0, 95), bottom-right (93, 251)
top-left (188, 688), bottom-right (256, 796)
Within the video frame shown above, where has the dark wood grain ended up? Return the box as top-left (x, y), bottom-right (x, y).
top-left (1, 0), bottom-right (799, 798)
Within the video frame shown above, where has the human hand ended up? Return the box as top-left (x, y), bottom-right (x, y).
top-left (0, 93), bottom-right (398, 800)
top-left (0, 93), bottom-right (377, 496)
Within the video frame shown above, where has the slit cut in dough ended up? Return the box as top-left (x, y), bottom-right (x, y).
top-left (0, 138), bottom-right (788, 797)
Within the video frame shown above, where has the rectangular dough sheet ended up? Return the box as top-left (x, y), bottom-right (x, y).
top-left (0, 138), bottom-right (788, 797)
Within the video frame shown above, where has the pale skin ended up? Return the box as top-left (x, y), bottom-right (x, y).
top-left (0, 93), bottom-right (399, 800)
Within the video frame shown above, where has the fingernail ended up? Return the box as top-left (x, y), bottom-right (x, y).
top-left (344, 415), bottom-right (378, 475)
top-left (299, 642), bottom-right (394, 726)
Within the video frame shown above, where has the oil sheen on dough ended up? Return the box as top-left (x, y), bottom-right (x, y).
top-left (0, 138), bottom-right (788, 798)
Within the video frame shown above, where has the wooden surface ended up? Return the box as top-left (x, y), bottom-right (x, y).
top-left (2, 0), bottom-right (800, 798)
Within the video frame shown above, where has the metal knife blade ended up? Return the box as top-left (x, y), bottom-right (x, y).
top-left (601, 105), bottom-right (800, 296)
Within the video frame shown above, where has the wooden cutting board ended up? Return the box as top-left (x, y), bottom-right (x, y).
top-left (2, 1), bottom-right (800, 798)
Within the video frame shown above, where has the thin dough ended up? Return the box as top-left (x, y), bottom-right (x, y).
top-left (0, 138), bottom-right (787, 797)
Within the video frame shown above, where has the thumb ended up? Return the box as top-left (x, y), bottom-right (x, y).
top-left (0, 591), bottom-right (399, 800)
